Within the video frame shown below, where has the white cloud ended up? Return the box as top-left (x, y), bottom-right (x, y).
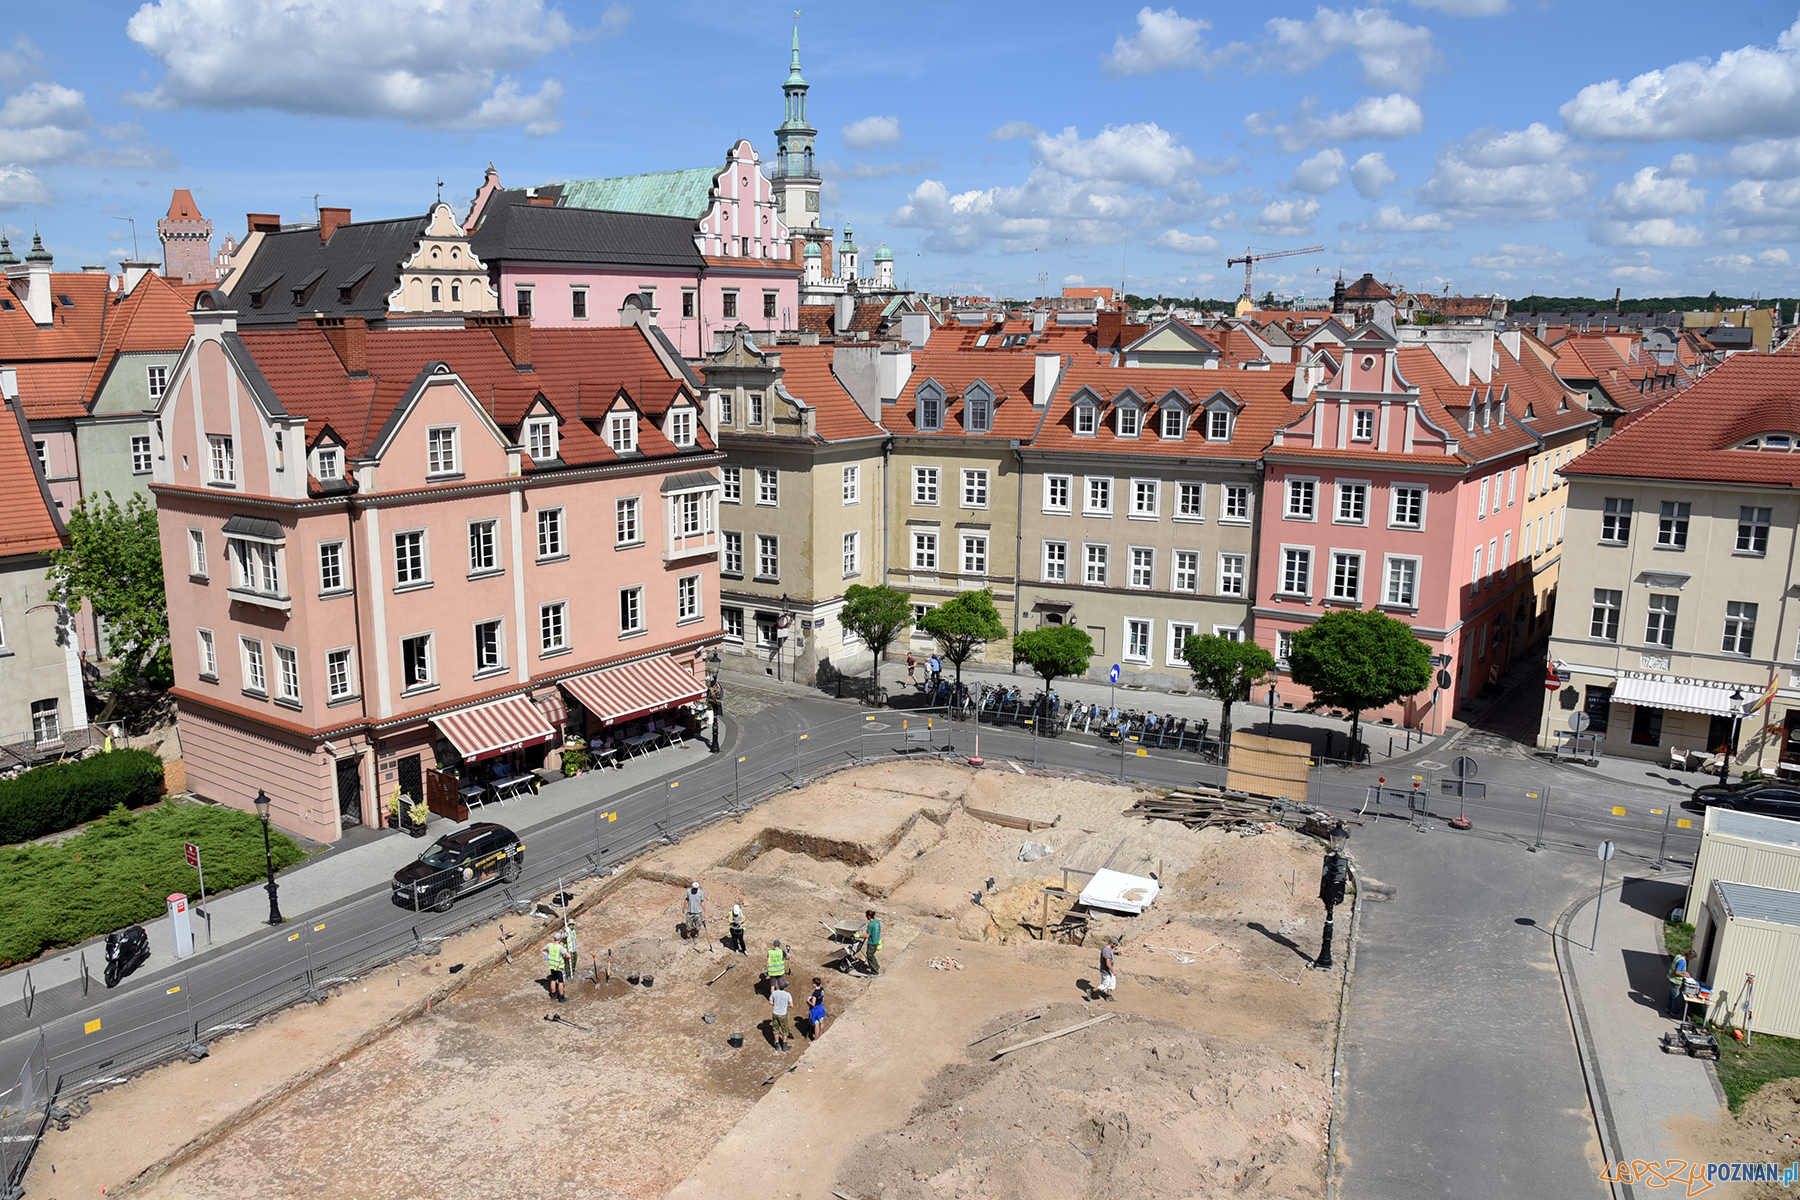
top-left (0, 36), bottom-right (41, 87)
top-left (1727, 138), bottom-right (1800, 180)
top-left (1467, 243), bottom-right (1564, 270)
top-left (1102, 7), bottom-right (1240, 76)
top-left (1062, 274), bottom-right (1086, 285)
top-left (1246, 93), bottom-right (1424, 152)
top-left (1422, 123), bottom-right (1594, 223)
top-left (1262, 6), bottom-right (1438, 94)
top-left (842, 115), bottom-right (901, 150)
top-left (1350, 151), bottom-right (1397, 198)
top-left (1286, 147), bottom-right (1346, 194)
top-left (0, 80), bottom-right (163, 170)
top-left (1002, 121), bottom-right (1210, 187)
top-left (1764, 247), bottom-right (1794, 265)
top-left (0, 163), bottom-right (48, 208)
top-left (1362, 205), bottom-right (1454, 232)
top-left (1149, 229), bottom-right (1222, 253)
top-left (1253, 197), bottom-right (1321, 236)
top-left (1608, 264), bottom-right (1670, 283)
top-left (1588, 167), bottom-right (1707, 246)
top-left (1711, 177), bottom-right (1800, 242)
top-left (125, 0), bottom-right (575, 134)
top-left (1560, 14), bottom-right (1800, 142)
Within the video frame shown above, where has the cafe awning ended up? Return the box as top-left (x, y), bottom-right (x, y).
top-left (559, 656), bottom-right (703, 726)
top-left (1613, 676), bottom-right (1741, 718)
top-left (432, 695), bottom-right (556, 762)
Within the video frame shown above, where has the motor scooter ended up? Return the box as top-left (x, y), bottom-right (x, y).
top-left (104, 925), bottom-right (151, 988)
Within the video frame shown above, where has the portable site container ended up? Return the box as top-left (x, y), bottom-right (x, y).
top-left (1683, 808), bottom-right (1800, 921)
top-left (1693, 880), bottom-right (1800, 1040)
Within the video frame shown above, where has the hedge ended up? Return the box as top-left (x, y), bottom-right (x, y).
top-left (0, 801), bottom-right (306, 966)
top-left (0, 749), bottom-right (165, 845)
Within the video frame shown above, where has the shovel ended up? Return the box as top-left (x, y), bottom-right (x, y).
top-left (544, 1013), bottom-right (593, 1033)
top-left (706, 962), bottom-right (737, 986)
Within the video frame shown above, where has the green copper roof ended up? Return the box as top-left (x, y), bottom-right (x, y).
top-left (786, 21), bottom-right (806, 87)
top-left (555, 168), bottom-right (719, 220)
top-left (873, 245), bottom-right (894, 261)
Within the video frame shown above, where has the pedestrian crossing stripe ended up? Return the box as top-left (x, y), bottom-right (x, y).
top-left (1612, 806), bottom-right (1627, 815)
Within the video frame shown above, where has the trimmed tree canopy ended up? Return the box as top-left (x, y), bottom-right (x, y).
top-left (838, 584), bottom-right (913, 698)
top-left (45, 491), bottom-right (170, 703)
top-left (1286, 609), bottom-right (1432, 746)
top-left (1011, 625), bottom-right (1094, 691)
top-left (919, 589), bottom-right (1007, 691)
top-left (1180, 633), bottom-right (1275, 764)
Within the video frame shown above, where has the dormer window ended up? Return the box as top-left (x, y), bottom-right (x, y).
top-left (1740, 433), bottom-right (1798, 451)
top-left (670, 409), bottom-right (695, 447)
top-left (1116, 405), bottom-right (1141, 438)
top-left (316, 447), bottom-right (341, 481)
top-left (1160, 408), bottom-right (1184, 440)
top-left (526, 418), bottom-right (555, 461)
top-left (963, 383), bottom-right (993, 434)
top-left (1353, 410), bottom-right (1375, 441)
top-left (916, 388), bottom-right (944, 432)
top-left (608, 413), bottom-right (637, 453)
top-left (1074, 402), bottom-right (1097, 436)
top-left (1206, 410), bottom-right (1230, 441)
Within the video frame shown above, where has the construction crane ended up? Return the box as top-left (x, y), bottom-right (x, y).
top-left (1226, 244), bottom-right (1325, 302)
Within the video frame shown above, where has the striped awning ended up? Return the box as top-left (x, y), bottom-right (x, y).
top-left (533, 688), bottom-right (568, 729)
top-left (432, 695), bottom-right (557, 763)
top-left (1613, 676), bottom-right (1741, 718)
top-left (559, 656), bottom-right (703, 726)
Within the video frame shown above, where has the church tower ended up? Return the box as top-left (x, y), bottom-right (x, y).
top-left (771, 20), bottom-right (821, 234)
top-left (158, 189), bottom-right (216, 284)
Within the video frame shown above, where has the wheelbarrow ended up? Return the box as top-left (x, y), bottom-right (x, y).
top-left (821, 918), bottom-right (865, 942)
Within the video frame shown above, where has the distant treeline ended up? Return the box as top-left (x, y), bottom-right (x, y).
top-left (1506, 293), bottom-right (1797, 315)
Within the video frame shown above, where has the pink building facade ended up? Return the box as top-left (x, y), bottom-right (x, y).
top-left (151, 297), bottom-right (722, 841)
top-left (1253, 325), bottom-right (1545, 733)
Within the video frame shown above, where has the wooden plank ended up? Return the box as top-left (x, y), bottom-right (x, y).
top-left (965, 805), bottom-right (1059, 832)
top-left (992, 1011), bottom-right (1114, 1058)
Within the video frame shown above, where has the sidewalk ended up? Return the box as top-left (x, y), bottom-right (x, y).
top-left (1557, 871), bottom-right (1727, 1197)
top-left (0, 722), bottom-right (723, 1006)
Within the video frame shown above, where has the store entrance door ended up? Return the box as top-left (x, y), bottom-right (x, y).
top-left (336, 755), bottom-right (363, 828)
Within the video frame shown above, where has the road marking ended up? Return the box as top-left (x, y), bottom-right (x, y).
top-left (84, 1018), bottom-right (100, 1034)
top-left (1677, 818), bottom-right (1692, 828)
top-left (1611, 806), bottom-right (1626, 815)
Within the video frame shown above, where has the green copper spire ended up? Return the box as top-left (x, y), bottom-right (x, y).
top-left (786, 17), bottom-right (806, 87)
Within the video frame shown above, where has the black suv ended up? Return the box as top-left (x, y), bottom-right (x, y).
top-left (392, 823), bottom-right (524, 911)
top-left (1686, 781), bottom-right (1800, 821)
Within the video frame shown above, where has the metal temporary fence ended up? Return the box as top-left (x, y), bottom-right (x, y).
top-left (0, 1031), bottom-right (47, 1200)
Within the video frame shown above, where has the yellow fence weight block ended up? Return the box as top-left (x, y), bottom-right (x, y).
top-left (84, 1019), bottom-right (101, 1034)
top-left (1612, 806), bottom-right (1627, 816)
top-left (167, 986), bottom-right (180, 995)
top-left (288, 931), bottom-right (300, 941)
top-left (1136, 748), bottom-right (1148, 757)
top-left (1678, 818), bottom-right (1692, 828)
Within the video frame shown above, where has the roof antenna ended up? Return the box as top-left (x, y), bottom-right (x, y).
top-left (112, 216), bottom-right (140, 260)
top-left (436, 178), bottom-right (445, 205)
top-left (311, 193), bottom-right (322, 222)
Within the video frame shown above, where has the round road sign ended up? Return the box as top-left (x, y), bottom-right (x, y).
top-left (1452, 755), bottom-right (1479, 780)
top-left (1109, 664), bottom-right (1120, 684)
top-left (1569, 711), bottom-right (1591, 733)
top-left (1436, 668), bottom-right (1452, 690)
top-left (1597, 840), bottom-right (1616, 862)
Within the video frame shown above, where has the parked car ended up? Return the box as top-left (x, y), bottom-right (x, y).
top-left (392, 823), bottom-right (524, 911)
top-left (1685, 780), bottom-right (1800, 820)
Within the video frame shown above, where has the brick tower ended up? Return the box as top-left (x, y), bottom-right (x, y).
top-left (158, 189), bottom-right (216, 284)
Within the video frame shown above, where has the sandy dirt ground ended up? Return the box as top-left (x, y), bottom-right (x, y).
top-left (1669, 1077), bottom-right (1800, 1199)
top-left (31, 760), bottom-right (1346, 1200)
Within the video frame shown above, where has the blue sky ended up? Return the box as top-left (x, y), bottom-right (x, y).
top-left (7, 1), bottom-right (1800, 303)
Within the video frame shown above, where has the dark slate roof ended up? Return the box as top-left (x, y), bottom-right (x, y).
top-left (221, 514), bottom-right (284, 540)
top-left (660, 469), bottom-right (720, 493)
top-left (469, 202), bottom-right (704, 270)
top-left (230, 216), bottom-right (429, 327)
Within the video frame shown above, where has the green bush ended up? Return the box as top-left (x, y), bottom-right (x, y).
top-left (0, 749), bottom-right (164, 844)
top-left (0, 800), bottom-right (307, 967)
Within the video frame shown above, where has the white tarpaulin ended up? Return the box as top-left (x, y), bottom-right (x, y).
top-left (1079, 868), bottom-right (1162, 915)
top-left (1613, 676), bottom-right (1739, 717)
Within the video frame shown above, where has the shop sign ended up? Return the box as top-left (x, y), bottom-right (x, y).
top-left (1618, 670), bottom-right (1744, 691)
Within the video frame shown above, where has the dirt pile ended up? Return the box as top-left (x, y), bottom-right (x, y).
top-left (836, 1003), bottom-right (1330, 1200)
top-left (1673, 1077), bottom-right (1800, 1199)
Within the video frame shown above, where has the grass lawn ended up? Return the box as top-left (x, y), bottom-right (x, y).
top-left (0, 801), bottom-right (308, 967)
top-left (1663, 920), bottom-right (1694, 959)
top-left (1714, 1031), bottom-right (1800, 1112)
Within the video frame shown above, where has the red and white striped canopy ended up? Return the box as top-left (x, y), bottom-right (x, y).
top-left (432, 695), bottom-right (556, 763)
top-left (560, 656), bottom-right (703, 726)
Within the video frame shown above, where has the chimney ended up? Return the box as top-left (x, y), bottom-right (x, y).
top-left (246, 213), bottom-right (282, 235)
top-left (318, 207), bottom-right (352, 243)
top-left (834, 293), bottom-right (854, 335)
top-left (877, 346), bottom-right (914, 405)
top-left (10, 231), bottom-right (54, 326)
top-left (467, 314), bottom-right (531, 369)
top-left (1614, 287), bottom-right (1622, 314)
top-left (834, 344), bottom-right (882, 421)
top-left (319, 316), bottom-right (367, 376)
top-left (1033, 351), bottom-right (1062, 407)
top-left (120, 260), bottom-right (160, 294)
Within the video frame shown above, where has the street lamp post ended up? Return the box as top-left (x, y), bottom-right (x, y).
top-left (1719, 690), bottom-right (1745, 787)
top-left (1317, 821), bottom-right (1349, 970)
top-left (253, 789), bottom-right (284, 926)
top-left (708, 651), bottom-right (723, 754)
top-left (1267, 685), bottom-right (1280, 735)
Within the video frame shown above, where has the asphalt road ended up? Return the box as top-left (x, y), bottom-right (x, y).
top-left (0, 679), bottom-right (1707, 1197)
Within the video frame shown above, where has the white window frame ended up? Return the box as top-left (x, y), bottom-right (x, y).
top-left (757, 467), bottom-right (780, 506)
top-left (1352, 409), bottom-right (1375, 442)
top-left (1328, 550), bottom-right (1363, 603)
top-left (914, 466), bottom-right (939, 506)
top-left (1172, 549), bottom-right (1199, 593)
top-left (757, 534), bottom-right (781, 580)
top-left (962, 468), bottom-right (989, 508)
top-left (1073, 402), bottom-right (1098, 436)
top-left (316, 446), bottom-right (341, 481)
top-left (426, 425), bottom-right (459, 476)
top-left (961, 533), bottom-right (989, 576)
top-left (1166, 621), bottom-right (1198, 666)
top-left (207, 434), bottom-right (235, 484)
top-left (146, 364), bottom-right (168, 400)
top-left (274, 645), bottom-right (301, 704)
top-left (241, 636), bottom-right (267, 695)
top-left (1175, 482), bottom-right (1203, 521)
top-left (540, 601), bottom-right (569, 654)
top-left (615, 497), bottom-right (641, 547)
top-left (842, 465), bottom-right (860, 505)
top-left (1382, 555), bottom-right (1419, 609)
top-left (722, 530), bottom-right (743, 576)
top-left (318, 540), bottom-right (346, 593)
top-left (1722, 600), bottom-right (1757, 657)
top-left (130, 435), bottom-right (153, 474)
top-left (1218, 553), bottom-right (1246, 597)
top-left (393, 530), bottom-right (427, 587)
top-left (842, 531), bottom-right (860, 578)
top-left (474, 618), bottom-right (505, 674)
top-left (1206, 409), bottom-right (1231, 441)
top-left (1042, 540), bottom-right (1068, 582)
top-left (911, 530), bottom-right (938, 572)
top-left (669, 409), bottom-right (695, 448)
top-left (721, 466), bottom-right (742, 502)
top-left (1222, 484), bottom-right (1251, 523)
top-left (536, 507), bottom-right (565, 560)
top-left (1285, 477), bottom-right (1317, 521)
top-left (1044, 475), bottom-right (1072, 513)
top-left (526, 418), bottom-right (556, 461)
top-left (1590, 588), bottom-right (1621, 642)
top-left (1130, 478), bottom-right (1159, 519)
top-left (608, 411), bottom-right (638, 453)
top-left (1084, 476), bottom-right (1113, 516)
top-left (1116, 404), bottom-right (1142, 439)
top-left (1279, 546), bottom-right (1312, 598)
top-left (1124, 617), bottom-right (1152, 663)
top-left (678, 574), bottom-right (702, 622)
top-left (1645, 592), bottom-right (1678, 648)
top-left (188, 528), bottom-right (207, 578)
top-left (619, 586), bottom-right (645, 635)
top-left (468, 519), bottom-right (498, 575)
top-left (1083, 542), bottom-right (1109, 586)
top-left (1389, 483), bottom-right (1425, 530)
top-left (326, 647), bottom-right (353, 700)
top-left (1161, 407), bottom-right (1185, 440)
top-left (1128, 546), bottom-right (1155, 590)
top-left (721, 607), bottom-right (745, 643)
top-left (1334, 480), bottom-right (1368, 526)
top-left (197, 628), bottom-right (217, 679)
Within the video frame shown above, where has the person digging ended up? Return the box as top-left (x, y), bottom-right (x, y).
top-left (728, 903), bottom-right (747, 955)
top-left (544, 930), bottom-right (571, 1004)
top-left (683, 881), bottom-right (707, 944)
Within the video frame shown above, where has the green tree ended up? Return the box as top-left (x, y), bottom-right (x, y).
top-left (919, 588), bottom-right (1007, 702)
top-left (1286, 609), bottom-right (1432, 754)
top-left (1011, 625), bottom-right (1094, 713)
top-left (45, 492), bottom-right (170, 719)
top-left (1180, 633), bottom-right (1276, 767)
top-left (838, 584), bottom-right (913, 704)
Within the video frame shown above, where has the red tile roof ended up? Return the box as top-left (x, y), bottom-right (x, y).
top-left (77, 275), bottom-right (207, 410)
top-left (12, 361), bottom-right (98, 421)
top-left (166, 189), bottom-right (202, 220)
top-left (0, 273), bottom-right (109, 362)
top-left (771, 344), bottom-right (884, 441)
top-left (893, 349), bottom-right (1044, 439)
top-left (237, 323), bottom-right (714, 472)
top-left (798, 305), bottom-right (834, 336)
top-left (1563, 355), bottom-right (1800, 487)
top-left (0, 397), bottom-right (65, 555)
top-left (1040, 360), bottom-right (1294, 460)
